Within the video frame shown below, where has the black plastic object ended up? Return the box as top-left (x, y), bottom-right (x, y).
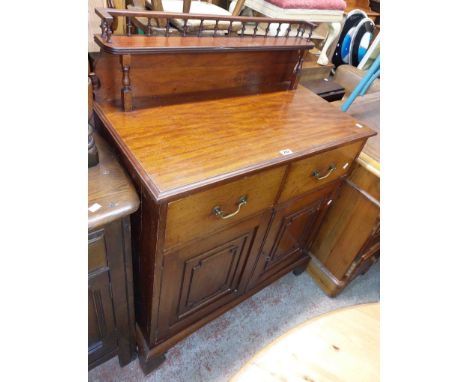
top-left (332, 9), bottom-right (367, 67)
top-left (350, 18), bottom-right (375, 67)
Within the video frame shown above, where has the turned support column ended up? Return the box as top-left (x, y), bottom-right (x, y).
top-left (289, 49), bottom-right (307, 90)
top-left (120, 54), bottom-right (133, 112)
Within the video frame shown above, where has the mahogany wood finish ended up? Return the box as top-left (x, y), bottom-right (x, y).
top-left (278, 139), bottom-right (364, 203)
top-left (247, 182), bottom-right (337, 290)
top-left (165, 166), bottom-right (286, 250)
top-left (94, 50), bottom-right (301, 108)
top-left (134, 251), bottom-right (310, 369)
top-left (94, 86), bottom-right (372, 199)
top-left (88, 134), bottom-right (140, 369)
top-left (120, 54), bottom-right (132, 112)
top-left (95, 34), bottom-right (314, 53)
top-left (158, 212), bottom-right (271, 339)
top-left (92, 16), bottom-right (376, 373)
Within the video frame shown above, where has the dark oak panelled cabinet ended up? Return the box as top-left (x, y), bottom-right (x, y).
top-left (88, 134), bottom-right (139, 370)
top-left (90, 10), bottom-right (376, 373)
top-left (88, 233), bottom-right (118, 364)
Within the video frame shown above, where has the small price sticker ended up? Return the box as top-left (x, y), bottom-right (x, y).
top-left (88, 203), bottom-right (102, 213)
top-left (279, 149), bottom-right (293, 156)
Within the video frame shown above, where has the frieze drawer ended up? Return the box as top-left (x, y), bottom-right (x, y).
top-left (278, 141), bottom-right (364, 203)
top-left (164, 166), bottom-right (286, 250)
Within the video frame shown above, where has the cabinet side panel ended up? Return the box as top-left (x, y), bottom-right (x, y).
top-left (101, 218), bottom-right (136, 366)
top-left (131, 189), bottom-right (160, 343)
top-left (348, 164), bottom-right (380, 201)
top-left (311, 183), bottom-right (379, 279)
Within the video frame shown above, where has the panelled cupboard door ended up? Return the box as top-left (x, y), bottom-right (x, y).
top-left (88, 270), bottom-right (118, 367)
top-left (247, 186), bottom-right (334, 290)
top-left (157, 212), bottom-right (271, 340)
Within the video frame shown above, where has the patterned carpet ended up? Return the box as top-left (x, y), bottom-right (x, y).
top-left (89, 262), bottom-right (380, 382)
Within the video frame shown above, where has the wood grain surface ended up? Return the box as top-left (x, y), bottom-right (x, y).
top-left (231, 303), bottom-right (380, 382)
top-left (345, 92), bottom-right (379, 163)
top-left (88, 133), bottom-right (140, 231)
top-left (311, 180), bottom-right (379, 280)
top-left (94, 86), bottom-right (375, 201)
top-left (94, 50), bottom-right (300, 103)
top-left (348, 163), bottom-right (380, 202)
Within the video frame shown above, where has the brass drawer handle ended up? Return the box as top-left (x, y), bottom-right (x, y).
top-left (311, 164), bottom-right (336, 180)
top-left (212, 196), bottom-right (248, 220)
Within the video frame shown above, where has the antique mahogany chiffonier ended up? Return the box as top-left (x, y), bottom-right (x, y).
top-left (91, 8), bottom-right (376, 373)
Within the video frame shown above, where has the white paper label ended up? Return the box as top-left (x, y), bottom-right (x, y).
top-left (88, 203), bottom-right (102, 213)
top-left (279, 149), bottom-right (293, 156)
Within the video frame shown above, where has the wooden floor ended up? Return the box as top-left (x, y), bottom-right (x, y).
top-left (231, 303), bottom-right (380, 382)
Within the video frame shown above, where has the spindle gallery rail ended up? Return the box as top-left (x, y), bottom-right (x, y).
top-left (95, 8), bottom-right (316, 42)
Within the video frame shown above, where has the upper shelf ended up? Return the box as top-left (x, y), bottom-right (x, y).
top-left (94, 8), bottom-right (316, 54)
top-left (95, 35), bottom-right (314, 54)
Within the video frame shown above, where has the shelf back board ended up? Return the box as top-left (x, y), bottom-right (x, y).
top-left (92, 8), bottom-right (316, 110)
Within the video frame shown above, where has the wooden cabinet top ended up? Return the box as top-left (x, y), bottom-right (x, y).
top-left (344, 92), bottom-right (380, 175)
top-left (94, 86), bottom-right (375, 201)
top-left (88, 133), bottom-right (139, 230)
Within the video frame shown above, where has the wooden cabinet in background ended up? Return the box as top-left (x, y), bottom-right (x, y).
top-left (88, 134), bottom-right (139, 370)
top-left (306, 86), bottom-right (380, 297)
top-left (88, 239), bottom-right (118, 365)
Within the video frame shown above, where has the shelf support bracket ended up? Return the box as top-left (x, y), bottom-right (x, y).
top-left (121, 54), bottom-right (133, 112)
